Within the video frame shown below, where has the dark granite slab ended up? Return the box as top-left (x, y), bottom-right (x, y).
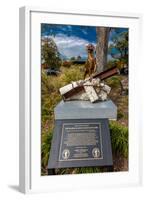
top-left (48, 118), bottom-right (113, 169)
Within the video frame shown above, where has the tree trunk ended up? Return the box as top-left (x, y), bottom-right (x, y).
top-left (96, 27), bottom-right (110, 73)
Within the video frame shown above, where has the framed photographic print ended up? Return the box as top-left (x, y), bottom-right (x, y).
top-left (19, 6), bottom-right (142, 193)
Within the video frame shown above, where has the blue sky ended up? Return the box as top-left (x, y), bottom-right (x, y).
top-left (41, 24), bottom-right (128, 60)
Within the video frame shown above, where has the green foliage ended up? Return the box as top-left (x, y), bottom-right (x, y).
top-left (107, 60), bottom-right (118, 69)
top-left (110, 121), bottom-right (128, 158)
top-left (109, 31), bottom-right (128, 64)
top-left (70, 57), bottom-right (76, 61)
top-left (61, 67), bottom-right (84, 84)
top-left (41, 71), bottom-right (62, 131)
top-left (55, 167), bottom-right (101, 175)
top-left (106, 76), bottom-right (121, 88)
top-left (41, 38), bottom-right (61, 68)
top-left (76, 167), bottom-right (101, 174)
top-left (41, 131), bottom-right (53, 171)
top-left (117, 110), bottom-right (124, 119)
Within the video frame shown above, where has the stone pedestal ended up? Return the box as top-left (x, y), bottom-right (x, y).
top-left (55, 99), bottom-right (117, 120)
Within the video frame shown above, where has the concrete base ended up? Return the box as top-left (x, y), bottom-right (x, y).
top-left (55, 100), bottom-right (117, 120)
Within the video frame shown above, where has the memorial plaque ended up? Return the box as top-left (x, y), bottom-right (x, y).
top-left (48, 118), bottom-right (113, 169)
top-left (59, 123), bottom-right (103, 161)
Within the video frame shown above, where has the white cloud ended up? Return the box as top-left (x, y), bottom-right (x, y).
top-left (49, 33), bottom-right (96, 58)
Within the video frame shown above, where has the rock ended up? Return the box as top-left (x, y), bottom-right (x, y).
top-left (59, 78), bottom-right (111, 103)
top-left (83, 80), bottom-right (99, 102)
top-left (120, 77), bottom-right (128, 95)
top-left (98, 90), bottom-right (107, 101)
top-left (102, 84), bottom-right (111, 94)
top-left (121, 78), bottom-right (128, 90)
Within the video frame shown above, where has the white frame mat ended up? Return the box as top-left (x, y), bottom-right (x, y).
top-left (19, 6), bottom-right (142, 194)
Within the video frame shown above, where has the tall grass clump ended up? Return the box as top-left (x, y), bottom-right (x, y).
top-left (76, 167), bottom-right (101, 174)
top-left (41, 131), bottom-right (53, 174)
top-left (106, 76), bottom-right (121, 88)
top-left (60, 66), bottom-right (84, 84)
top-left (110, 121), bottom-right (128, 158)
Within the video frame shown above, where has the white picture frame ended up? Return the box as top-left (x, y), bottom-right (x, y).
top-left (19, 6), bottom-right (142, 194)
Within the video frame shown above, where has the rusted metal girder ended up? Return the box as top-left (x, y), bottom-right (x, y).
top-left (93, 66), bottom-right (119, 80)
top-left (62, 66), bottom-right (119, 100)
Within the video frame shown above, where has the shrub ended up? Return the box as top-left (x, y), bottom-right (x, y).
top-left (41, 37), bottom-right (61, 69)
top-left (41, 71), bottom-right (62, 130)
top-left (62, 61), bottom-right (72, 67)
top-left (76, 167), bottom-right (101, 174)
top-left (107, 60), bottom-right (118, 69)
top-left (117, 110), bottom-right (124, 119)
top-left (106, 76), bottom-right (121, 88)
top-left (41, 131), bottom-right (53, 172)
top-left (109, 121), bottom-right (128, 158)
top-left (60, 67), bottom-right (84, 84)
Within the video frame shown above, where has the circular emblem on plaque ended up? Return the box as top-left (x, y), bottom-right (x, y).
top-left (62, 149), bottom-right (70, 160)
top-left (92, 148), bottom-right (100, 158)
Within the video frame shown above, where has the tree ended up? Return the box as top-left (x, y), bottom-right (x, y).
top-left (109, 32), bottom-right (128, 65)
top-left (96, 27), bottom-right (111, 73)
top-left (77, 55), bottom-right (82, 60)
top-left (70, 57), bottom-right (75, 61)
top-left (41, 37), bottom-right (61, 69)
